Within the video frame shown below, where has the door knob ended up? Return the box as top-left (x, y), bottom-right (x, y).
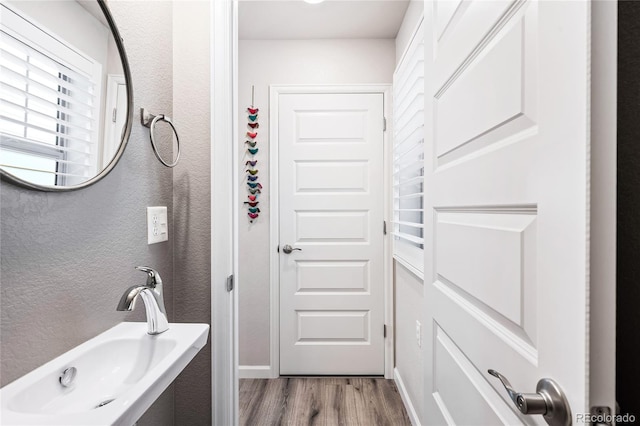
top-left (488, 369), bottom-right (572, 426)
top-left (282, 244), bottom-right (302, 254)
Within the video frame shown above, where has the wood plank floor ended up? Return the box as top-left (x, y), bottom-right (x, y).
top-left (240, 378), bottom-right (412, 426)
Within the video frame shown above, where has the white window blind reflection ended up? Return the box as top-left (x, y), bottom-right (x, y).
top-left (0, 5), bottom-right (99, 186)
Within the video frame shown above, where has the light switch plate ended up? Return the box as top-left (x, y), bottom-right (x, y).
top-left (147, 206), bottom-right (168, 244)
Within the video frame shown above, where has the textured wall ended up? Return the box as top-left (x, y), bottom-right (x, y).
top-left (237, 39), bottom-right (395, 367)
top-left (617, 0), bottom-right (640, 414)
top-left (0, 1), bottom-right (176, 424)
top-left (172, 1), bottom-right (212, 425)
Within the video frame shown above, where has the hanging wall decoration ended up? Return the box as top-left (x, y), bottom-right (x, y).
top-left (244, 86), bottom-right (263, 223)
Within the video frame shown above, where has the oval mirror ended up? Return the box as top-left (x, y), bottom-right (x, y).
top-left (0, 0), bottom-right (133, 191)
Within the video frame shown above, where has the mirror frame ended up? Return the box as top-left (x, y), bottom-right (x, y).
top-left (0, 0), bottom-right (134, 192)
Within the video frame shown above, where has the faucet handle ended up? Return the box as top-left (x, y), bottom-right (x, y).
top-left (135, 266), bottom-right (162, 288)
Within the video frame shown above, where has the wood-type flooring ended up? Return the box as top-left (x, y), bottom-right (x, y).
top-left (240, 377), bottom-right (412, 426)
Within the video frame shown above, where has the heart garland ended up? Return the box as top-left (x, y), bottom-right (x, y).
top-left (245, 98), bottom-right (263, 223)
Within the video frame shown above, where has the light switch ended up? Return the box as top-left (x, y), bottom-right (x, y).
top-left (147, 206), bottom-right (168, 244)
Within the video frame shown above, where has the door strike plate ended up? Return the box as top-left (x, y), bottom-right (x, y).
top-left (590, 406), bottom-right (612, 426)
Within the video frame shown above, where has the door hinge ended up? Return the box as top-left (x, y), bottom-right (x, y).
top-left (112, 108), bottom-right (117, 123)
top-left (226, 274), bottom-right (234, 292)
top-left (383, 324), bottom-right (387, 338)
top-left (383, 117), bottom-right (387, 132)
top-left (383, 220), bottom-right (387, 235)
top-left (277, 245), bottom-right (280, 253)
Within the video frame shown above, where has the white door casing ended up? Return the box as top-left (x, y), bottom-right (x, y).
top-left (423, 0), bottom-right (590, 424)
top-left (211, 0), bottom-right (237, 424)
top-left (101, 74), bottom-right (127, 169)
top-left (277, 91), bottom-right (385, 375)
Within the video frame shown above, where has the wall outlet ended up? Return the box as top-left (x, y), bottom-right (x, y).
top-left (416, 320), bottom-right (422, 348)
top-left (147, 206), bottom-right (168, 244)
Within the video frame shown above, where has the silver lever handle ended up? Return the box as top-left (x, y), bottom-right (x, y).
top-left (488, 370), bottom-right (546, 414)
top-left (136, 266), bottom-right (161, 288)
top-left (282, 244), bottom-right (302, 254)
top-left (488, 369), bottom-right (572, 426)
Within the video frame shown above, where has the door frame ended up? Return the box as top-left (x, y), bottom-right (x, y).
top-left (269, 84), bottom-right (394, 379)
top-left (211, 0), bottom-right (238, 424)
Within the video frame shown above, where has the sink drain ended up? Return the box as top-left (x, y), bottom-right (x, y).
top-left (95, 398), bottom-right (115, 409)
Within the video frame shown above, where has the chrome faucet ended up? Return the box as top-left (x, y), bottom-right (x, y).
top-left (117, 266), bottom-right (169, 334)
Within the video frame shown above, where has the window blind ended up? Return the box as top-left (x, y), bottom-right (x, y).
top-left (392, 19), bottom-right (425, 273)
top-left (0, 5), bottom-right (99, 186)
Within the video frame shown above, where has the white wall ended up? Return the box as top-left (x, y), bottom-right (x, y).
top-left (395, 0), bottom-right (424, 65)
top-left (238, 38), bottom-right (396, 368)
top-left (394, 263), bottom-right (424, 423)
top-left (393, 2), bottom-right (425, 424)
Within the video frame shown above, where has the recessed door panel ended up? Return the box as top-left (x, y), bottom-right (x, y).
top-left (295, 161), bottom-right (368, 193)
top-left (296, 110), bottom-right (367, 142)
top-left (296, 260), bottom-right (370, 294)
top-left (296, 310), bottom-right (369, 343)
top-left (296, 211), bottom-right (369, 243)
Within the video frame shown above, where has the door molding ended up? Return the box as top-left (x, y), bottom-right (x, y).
top-left (211, 0), bottom-right (237, 424)
top-left (269, 84), bottom-right (394, 378)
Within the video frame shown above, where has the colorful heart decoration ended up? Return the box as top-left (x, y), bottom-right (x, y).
top-left (246, 103), bottom-right (261, 223)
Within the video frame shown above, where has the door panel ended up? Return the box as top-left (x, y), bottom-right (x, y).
top-left (278, 92), bottom-right (385, 375)
top-left (424, 0), bottom-right (589, 423)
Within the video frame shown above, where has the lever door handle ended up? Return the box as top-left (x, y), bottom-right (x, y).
top-left (282, 244), bottom-right (302, 254)
top-left (488, 369), bottom-right (571, 426)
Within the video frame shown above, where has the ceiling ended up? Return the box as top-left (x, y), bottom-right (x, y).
top-left (238, 0), bottom-right (410, 40)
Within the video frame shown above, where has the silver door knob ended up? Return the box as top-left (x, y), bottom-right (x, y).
top-left (488, 369), bottom-right (571, 426)
top-left (282, 244), bottom-right (302, 254)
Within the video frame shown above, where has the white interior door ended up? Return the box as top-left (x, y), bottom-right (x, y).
top-left (423, 1), bottom-right (590, 423)
top-left (278, 91), bottom-right (385, 375)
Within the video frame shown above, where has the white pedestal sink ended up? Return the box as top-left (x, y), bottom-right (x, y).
top-left (0, 322), bottom-right (209, 425)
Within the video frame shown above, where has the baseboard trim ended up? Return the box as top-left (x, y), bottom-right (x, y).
top-left (394, 367), bottom-right (421, 426)
top-left (239, 365), bottom-right (273, 379)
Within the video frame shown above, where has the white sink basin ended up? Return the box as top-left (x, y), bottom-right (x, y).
top-left (0, 322), bottom-right (209, 425)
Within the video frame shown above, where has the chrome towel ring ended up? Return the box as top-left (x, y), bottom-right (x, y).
top-left (140, 108), bottom-right (180, 168)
